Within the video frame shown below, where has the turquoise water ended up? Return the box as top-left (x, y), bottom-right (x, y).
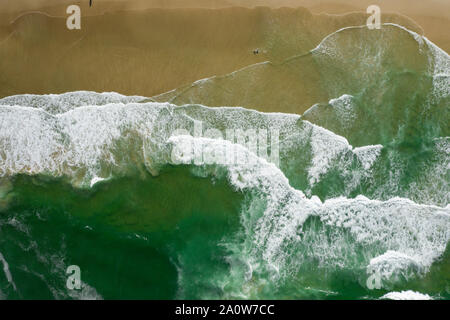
top-left (0, 24), bottom-right (449, 300)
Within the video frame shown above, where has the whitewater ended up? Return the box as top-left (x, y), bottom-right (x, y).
top-left (0, 23), bottom-right (448, 299)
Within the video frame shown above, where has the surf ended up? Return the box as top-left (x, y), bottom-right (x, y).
top-left (0, 22), bottom-right (448, 300)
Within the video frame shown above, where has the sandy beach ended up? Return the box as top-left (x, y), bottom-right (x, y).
top-left (0, 1), bottom-right (448, 103)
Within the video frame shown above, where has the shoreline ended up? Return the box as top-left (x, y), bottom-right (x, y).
top-left (0, 5), bottom-right (439, 102)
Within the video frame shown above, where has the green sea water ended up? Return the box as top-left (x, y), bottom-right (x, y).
top-left (1, 167), bottom-right (449, 299)
top-left (0, 24), bottom-right (449, 300)
top-left (0, 167), bottom-right (243, 299)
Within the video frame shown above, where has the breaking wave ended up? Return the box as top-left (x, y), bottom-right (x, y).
top-left (0, 23), bottom-right (448, 299)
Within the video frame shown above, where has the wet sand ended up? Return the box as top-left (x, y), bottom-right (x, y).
top-left (0, 1), bottom-right (448, 100)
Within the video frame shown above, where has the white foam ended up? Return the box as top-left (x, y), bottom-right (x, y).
top-left (90, 176), bottom-right (107, 187)
top-left (396, 138), bottom-right (450, 207)
top-left (381, 290), bottom-right (432, 300)
top-left (0, 252), bottom-right (17, 292)
top-left (0, 102), bottom-right (167, 184)
top-left (354, 145), bottom-right (383, 170)
top-left (367, 250), bottom-right (424, 285)
top-left (305, 121), bottom-right (383, 189)
top-left (0, 91), bottom-right (146, 115)
top-left (167, 135), bottom-right (450, 287)
top-left (328, 94), bottom-right (357, 130)
top-left (168, 134), bottom-right (315, 275)
top-left (0, 98), bottom-right (300, 186)
top-left (0, 92), bottom-right (448, 294)
top-left (68, 281), bottom-right (103, 300)
top-left (307, 121), bottom-right (352, 185)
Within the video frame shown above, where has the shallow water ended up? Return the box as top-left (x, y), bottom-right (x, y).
top-left (0, 23), bottom-right (448, 300)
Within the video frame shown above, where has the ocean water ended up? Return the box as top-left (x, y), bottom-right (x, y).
top-left (0, 24), bottom-right (449, 300)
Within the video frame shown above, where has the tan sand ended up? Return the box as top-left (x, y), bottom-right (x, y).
top-left (0, 1), bottom-right (448, 101)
